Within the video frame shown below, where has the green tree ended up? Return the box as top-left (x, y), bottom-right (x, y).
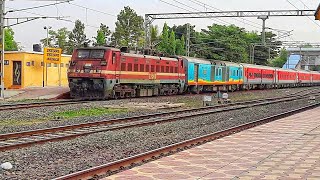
top-left (175, 35), bottom-right (185, 55)
top-left (196, 24), bottom-right (249, 62)
top-left (158, 23), bottom-right (169, 53)
top-left (168, 30), bottom-right (176, 55)
top-left (113, 6), bottom-right (144, 48)
top-left (67, 20), bottom-right (88, 54)
top-left (94, 23), bottom-right (111, 46)
top-left (40, 28), bottom-right (70, 54)
top-left (268, 48), bottom-right (288, 67)
top-left (150, 25), bottom-right (159, 47)
top-left (4, 28), bottom-right (19, 51)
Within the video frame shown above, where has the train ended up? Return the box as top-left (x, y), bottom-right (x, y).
top-left (67, 47), bottom-right (320, 99)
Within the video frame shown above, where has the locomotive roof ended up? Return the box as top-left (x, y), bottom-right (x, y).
top-left (182, 56), bottom-right (211, 64)
top-left (121, 53), bottom-right (178, 61)
top-left (240, 63), bottom-right (277, 70)
top-left (77, 46), bottom-right (120, 51)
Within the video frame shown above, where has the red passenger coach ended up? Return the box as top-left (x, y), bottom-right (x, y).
top-left (68, 47), bottom-right (186, 99)
top-left (298, 71), bottom-right (312, 84)
top-left (242, 64), bottom-right (276, 89)
top-left (277, 69), bottom-right (297, 87)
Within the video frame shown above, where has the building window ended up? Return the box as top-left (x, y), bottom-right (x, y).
top-left (47, 63), bottom-right (51, 67)
top-left (41, 62), bottom-right (44, 66)
top-left (31, 61), bottom-right (35, 66)
top-left (54, 63), bottom-right (58, 67)
top-left (60, 63), bottom-right (64, 67)
top-left (4, 60), bottom-right (9, 65)
top-left (26, 62), bottom-right (31, 66)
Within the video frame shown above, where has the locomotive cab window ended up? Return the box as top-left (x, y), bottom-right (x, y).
top-left (77, 49), bottom-right (105, 59)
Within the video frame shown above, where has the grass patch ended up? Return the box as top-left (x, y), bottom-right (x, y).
top-left (53, 107), bottom-right (128, 119)
top-left (0, 118), bottom-right (50, 126)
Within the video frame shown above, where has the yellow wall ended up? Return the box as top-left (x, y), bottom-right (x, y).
top-left (3, 52), bottom-right (71, 89)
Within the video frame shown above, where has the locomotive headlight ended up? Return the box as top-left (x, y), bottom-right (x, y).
top-left (100, 61), bottom-right (107, 66)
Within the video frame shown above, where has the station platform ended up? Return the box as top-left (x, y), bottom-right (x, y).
top-left (2, 87), bottom-right (70, 101)
top-left (107, 107), bottom-right (320, 180)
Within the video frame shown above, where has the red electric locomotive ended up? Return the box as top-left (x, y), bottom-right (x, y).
top-left (68, 47), bottom-right (186, 99)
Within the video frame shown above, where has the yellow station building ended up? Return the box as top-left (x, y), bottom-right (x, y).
top-left (1, 51), bottom-right (71, 89)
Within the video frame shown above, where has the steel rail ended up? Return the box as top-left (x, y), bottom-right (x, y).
top-left (0, 89), bottom-right (317, 151)
top-left (0, 99), bottom-right (88, 111)
top-left (53, 102), bottom-right (320, 180)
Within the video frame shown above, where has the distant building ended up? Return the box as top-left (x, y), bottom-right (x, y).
top-left (1, 51), bottom-right (71, 89)
top-left (283, 48), bottom-right (320, 71)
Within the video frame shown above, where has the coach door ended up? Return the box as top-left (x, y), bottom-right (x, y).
top-left (194, 64), bottom-right (199, 82)
top-left (113, 52), bottom-right (120, 83)
top-left (13, 61), bottom-right (22, 86)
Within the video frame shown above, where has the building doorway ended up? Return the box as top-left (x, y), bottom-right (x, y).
top-left (13, 61), bottom-right (22, 86)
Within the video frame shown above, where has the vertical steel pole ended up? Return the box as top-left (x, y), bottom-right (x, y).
top-left (46, 27), bottom-right (48, 86)
top-left (0, 0), bottom-right (5, 99)
top-left (186, 23), bottom-right (190, 57)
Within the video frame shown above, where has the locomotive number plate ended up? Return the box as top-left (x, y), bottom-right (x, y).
top-left (149, 73), bottom-right (157, 80)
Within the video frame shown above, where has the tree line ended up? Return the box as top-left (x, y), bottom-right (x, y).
top-left (5, 6), bottom-right (290, 67)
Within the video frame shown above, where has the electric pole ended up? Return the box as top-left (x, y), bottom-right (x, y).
top-left (186, 23), bottom-right (190, 57)
top-left (258, 16), bottom-right (268, 46)
top-left (0, 0), bottom-right (5, 99)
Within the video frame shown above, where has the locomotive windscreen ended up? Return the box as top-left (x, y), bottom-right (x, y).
top-left (77, 49), bottom-right (105, 59)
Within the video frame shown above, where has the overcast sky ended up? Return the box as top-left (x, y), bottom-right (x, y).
top-left (6, 0), bottom-right (320, 51)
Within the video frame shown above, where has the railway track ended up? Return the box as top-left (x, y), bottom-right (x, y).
top-left (0, 99), bottom-right (88, 111)
top-left (53, 101), bottom-right (320, 180)
top-left (0, 88), bottom-right (318, 151)
top-left (0, 87), bottom-right (313, 111)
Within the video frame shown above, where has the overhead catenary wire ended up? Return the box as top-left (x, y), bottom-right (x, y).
top-left (6, 0), bottom-right (73, 13)
top-left (6, 6), bottom-right (100, 29)
top-left (286, 0), bottom-right (320, 29)
top-left (186, 0), bottom-right (261, 29)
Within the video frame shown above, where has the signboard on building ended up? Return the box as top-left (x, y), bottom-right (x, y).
top-left (44, 47), bottom-right (62, 64)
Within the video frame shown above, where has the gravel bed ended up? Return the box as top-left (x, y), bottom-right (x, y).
top-left (0, 96), bottom-right (317, 179)
top-left (0, 87), bottom-right (316, 134)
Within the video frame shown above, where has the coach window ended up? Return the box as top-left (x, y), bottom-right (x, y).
top-left (156, 65), bottom-right (160, 72)
top-left (151, 65), bottom-right (155, 72)
top-left (166, 66), bottom-right (169, 73)
top-left (161, 66), bottom-right (165, 72)
top-left (174, 67), bottom-right (178, 73)
top-left (181, 61), bottom-right (184, 68)
top-left (146, 65), bottom-right (150, 72)
top-left (140, 64), bottom-right (144, 72)
top-left (128, 63), bottom-right (132, 71)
